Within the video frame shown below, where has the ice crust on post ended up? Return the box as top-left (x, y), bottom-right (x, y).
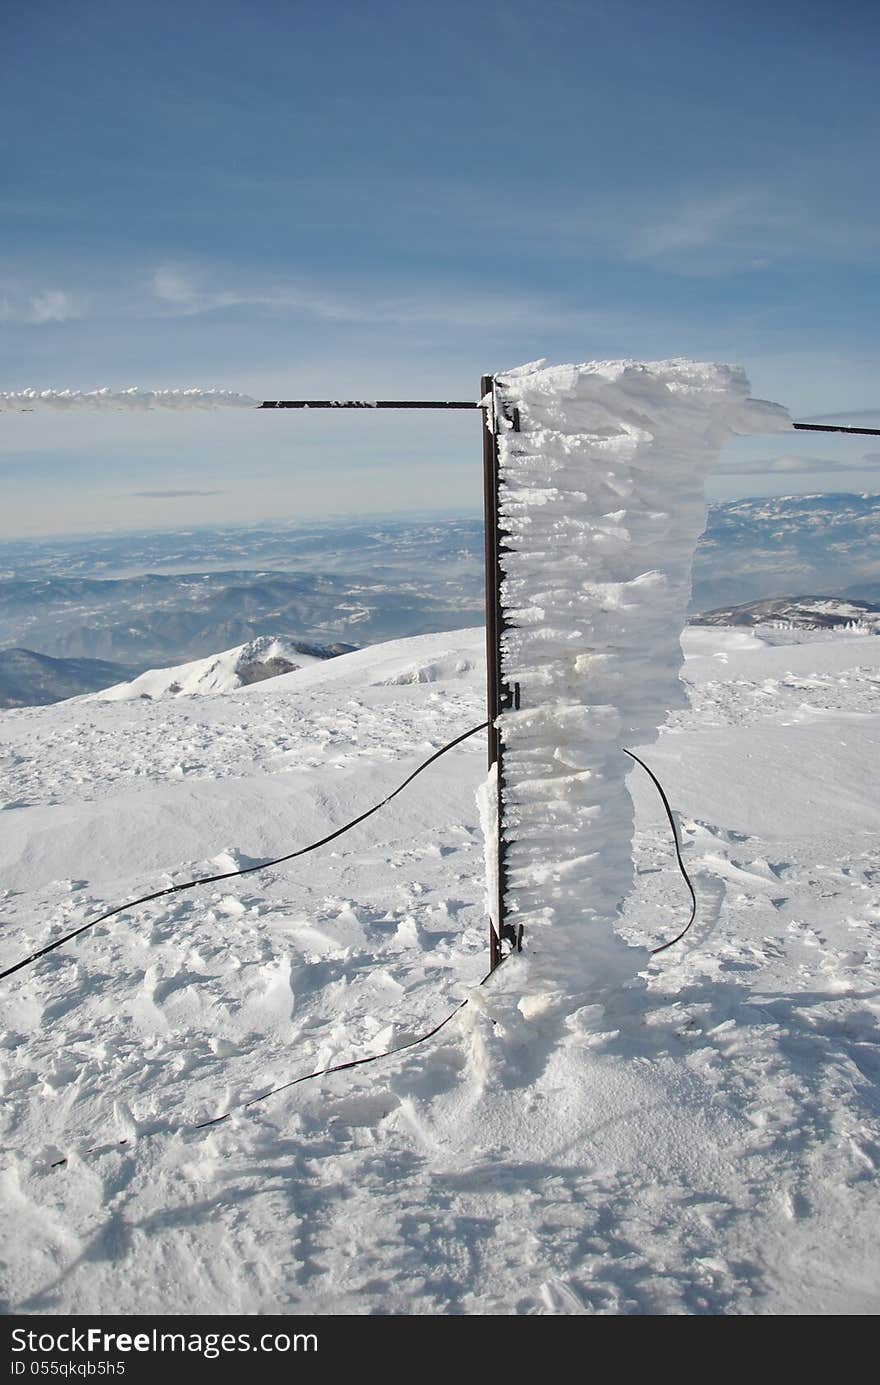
top-left (491, 359), bottom-right (789, 1004)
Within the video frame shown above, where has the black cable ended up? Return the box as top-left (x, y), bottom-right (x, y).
top-left (624, 747), bottom-right (698, 954)
top-left (2, 721), bottom-right (488, 983)
top-left (258, 400), bottom-right (479, 410)
top-left (199, 771), bottom-right (703, 1132)
top-left (195, 957), bottom-right (500, 1130)
top-left (792, 422), bottom-right (880, 437)
top-left (43, 744), bottom-right (694, 1169)
top-left (201, 755), bottom-right (702, 1130)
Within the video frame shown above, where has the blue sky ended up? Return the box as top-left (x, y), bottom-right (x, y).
top-left (2, 0), bottom-right (879, 537)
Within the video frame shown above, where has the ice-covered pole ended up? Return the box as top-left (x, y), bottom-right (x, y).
top-left (487, 359), bottom-right (789, 1007)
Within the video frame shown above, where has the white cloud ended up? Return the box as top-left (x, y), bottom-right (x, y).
top-left (642, 190), bottom-right (875, 272)
top-left (152, 267), bottom-right (198, 307)
top-left (802, 409), bottom-right (880, 424)
top-left (718, 452), bottom-right (880, 476)
top-left (459, 164), bottom-right (880, 275)
top-left (0, 286), bottom-right (80, 324)
top-left (150, 263), bottom-right (362, 322)
top-left (145, 261), bottom-right (625, 337)
top-left (623, 191), bottom-right (759, 260)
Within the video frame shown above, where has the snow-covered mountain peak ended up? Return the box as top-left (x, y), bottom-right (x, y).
top-left (87, 633), bottom-right (355, 701)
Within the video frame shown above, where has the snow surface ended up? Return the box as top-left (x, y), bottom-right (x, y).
top-left (492, 360), bottom-right (790, 1005)
top-left (1, 622), bottom-right (879, 1315)
top-left (88, 636), bottom-right (335, 702)
top-left (0, 387), bottom-right (258, 411)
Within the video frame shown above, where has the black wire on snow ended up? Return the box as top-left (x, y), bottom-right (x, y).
top-left (49, 957), bottom-right (503, 1166)
top-left (189, 750), bottom-right (702, 1142)
top-left (1, 721), bottom-right (488, 983)
top-left (623, 747), bottom-right (698, 954)
top-left (194, 957), bottom-right (501, 1130)
top-left (43, 743), bottom-right (698, 1169)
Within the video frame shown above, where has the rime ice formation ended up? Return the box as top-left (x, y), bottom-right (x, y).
top-left (0, 387), bottom-right (258, 411)
top-left (475, 762), bottom-right (499, 923)
top-left (491, 358), bottom-right (790, 1003)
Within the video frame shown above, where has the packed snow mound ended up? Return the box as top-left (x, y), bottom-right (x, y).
top-left (378, 650), bottom-right (478, 686)
top-left (491, 359), bottom-right (790, 1004)
top-left (89, 635), bottom-right (351, 701)
top-left (237, 627), bottom-right (486, 697)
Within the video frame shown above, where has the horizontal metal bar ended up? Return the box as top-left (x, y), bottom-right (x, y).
top-left (793, 422), bottom-right (880, 437)
top-left (258, 404), bottom-right (879, 435)
top-left (259, 399), bottom-right (479, 410)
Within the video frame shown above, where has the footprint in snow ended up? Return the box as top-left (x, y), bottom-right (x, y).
top-left (325, 1091), bottom-right (400, 1129)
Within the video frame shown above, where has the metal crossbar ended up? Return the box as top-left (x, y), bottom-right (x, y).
top-left (258, 400), bottom-right (478, 410)
top-left (256, 402), bottom-right (880, 436)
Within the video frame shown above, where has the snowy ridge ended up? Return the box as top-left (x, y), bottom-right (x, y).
top-left (87, 635), bottom-right (350, 701)
top-left (493, 359), bottom-right (789, 1003)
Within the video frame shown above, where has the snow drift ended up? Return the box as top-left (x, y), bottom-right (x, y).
top-left (491, 359), bottom-right (790, 1004)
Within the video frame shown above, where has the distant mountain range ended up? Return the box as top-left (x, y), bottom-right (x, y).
top-left (1, 497), bottom-right (878, 697)
top-left (0, 648), bottom-right (137, 709)
top-left (690, 595), bottom-right (880, 633)
top-left (0, 636), bottom-right (354, 709)
top-left (4, 590), bottom-right (879, 711)
top-left (0, 564), bottom-right (483, 667)
top-left (693, 493), bottom-right (880, 609)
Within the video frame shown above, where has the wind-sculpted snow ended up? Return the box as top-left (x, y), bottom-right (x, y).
top-left (493, 359), bottom-right (789, 1004)
top-left (0, 624), bottom-right (879, 1313)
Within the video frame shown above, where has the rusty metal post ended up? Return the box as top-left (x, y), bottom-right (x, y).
top-left (481, 375), bottom-right (507, 969)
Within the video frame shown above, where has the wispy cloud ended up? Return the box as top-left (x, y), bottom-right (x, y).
top-left (131, 488), bottom-right (223, 498)
top-left (718, 452), bottom-right (880, 476)
top-left (4, 258), bottom-right (608, 337)
top-left (801, 409), bottom-right (880, 423)
top-left (610, 181), bottom-right (879, 273)
top-left (622, 190), bottom-right (764, 263)
top-left (457, 164), bottom-right (880, 275)
top-left (151, 264), bottom-right (371, 324)
top-left (0, 286), bottom-right (81, 324)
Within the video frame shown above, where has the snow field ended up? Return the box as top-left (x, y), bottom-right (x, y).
top-left (0, 625), bottom-right (878, 1313)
